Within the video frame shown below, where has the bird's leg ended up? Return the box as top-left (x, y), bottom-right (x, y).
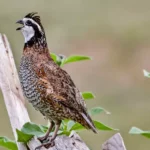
top-left (35, 121), bottom-right (61, 150)
top-left (38, 121), bottom-right (54, 142)
top-left (49, 121), bottom-right (61, 143)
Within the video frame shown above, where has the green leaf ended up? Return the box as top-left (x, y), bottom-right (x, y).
top-left (89, 107), bottom-right (110, 116)
top-left (55, 130), bottom-right (65, 135)
top-left (62, 119), bottom-right (69, 125)
top-left (68, 121), bottom-right (117, 132)
top-left (50, 53), bottom-right (58, 63)
top-left (40, 125), bottom-right (48, 133)
top-left (16, 122), bottom-right (45, 143)
top-left (143, 70), bottom-right (150, 78)
top-left (70, 122), bottom-right (86, 131)
top-left (0, 137), bottom-right (17, 150)
top-left (60, 120), bottom-right (69, 130)
top-left (129, 127), bottom-right (150, 138)
top-left (56, 54), bottom-right (66, 66)
top-left (82, 92), bottom-right (95, 100)
top-left (63, 55), bottom-right (91, 65)
top-left (21, 122), bottom-right (44, 136)
top-left (16, 129), bottom-right (33, 143)
top-left (94, 120), bottom-right (118, 131)
top-left (67, 120), bottom-right (76, 131)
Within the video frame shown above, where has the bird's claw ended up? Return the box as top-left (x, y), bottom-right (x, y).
top-left (35, 138), bottom-right (55, 150)
top-left (35, 145), bottom-right (43, 150)
top-left (45, 140), bottom-right (55, 149)
top-left (37, 135), bottom-right (51, 142)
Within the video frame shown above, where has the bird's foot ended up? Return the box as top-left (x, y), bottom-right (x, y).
top-left (37, 135), bottom-right (51, 142)
top-left (35, 139), bottom-right (55, 150)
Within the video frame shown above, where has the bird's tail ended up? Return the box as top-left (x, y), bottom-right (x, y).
top-left (80, 112), bottom-right (97, 133)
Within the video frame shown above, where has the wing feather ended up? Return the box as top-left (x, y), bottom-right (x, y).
top-left (34, 61), bottom-right (96, 133)
top-left (43, 62), bottom-right (86, 111)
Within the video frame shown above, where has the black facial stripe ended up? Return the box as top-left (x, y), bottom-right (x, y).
top-left (23, 15), bottom-right (47, 48)
top-left (31, 23), bottom-right (42, 38)
top-left (25, 19), bottom-right (42, 38)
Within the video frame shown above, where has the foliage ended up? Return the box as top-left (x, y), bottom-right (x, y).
top-left (129, 70), bottom-right (150, 139)
top-left (89, 107), bottom-right (110, 115)
top-left (129, 127), bottom-right (150, 138)
top-left (50, 53), bottom-right (91, 66)
top-left (0, 137), bottom-right (17, 150)
top-left (143, 69), bottom-right (150, 78)
top-left (0, 53), bottom-right (117, 150)
top-left (82, 92), bottom-right (95, 100)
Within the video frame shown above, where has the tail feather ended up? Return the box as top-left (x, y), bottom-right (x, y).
top-left (80, 112), bottom-right (97, 133)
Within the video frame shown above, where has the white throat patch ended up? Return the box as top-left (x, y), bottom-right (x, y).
top-left (21, 26), bottom-right (35, 43)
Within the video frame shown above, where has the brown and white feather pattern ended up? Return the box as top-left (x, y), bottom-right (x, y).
top-left (18, 12), bottom-right (97, 133)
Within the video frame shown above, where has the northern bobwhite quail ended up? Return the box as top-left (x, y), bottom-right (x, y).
top-left (16, 12), bottom-right (97, 149)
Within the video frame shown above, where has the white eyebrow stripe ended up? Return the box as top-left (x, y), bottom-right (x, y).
top-left (23, 18), bottom-right (43, 33)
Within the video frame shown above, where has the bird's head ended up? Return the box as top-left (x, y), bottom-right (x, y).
top-left (16, 12), bottom-right (46, 46)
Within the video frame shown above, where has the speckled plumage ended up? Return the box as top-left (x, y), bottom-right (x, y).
top-left (17, 12), bottom-right (96, 147)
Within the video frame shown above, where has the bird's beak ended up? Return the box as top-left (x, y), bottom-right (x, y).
top-left (16, 20), bottom-right (24, 24)
top-left (16, 20), bottom-right (24, 30)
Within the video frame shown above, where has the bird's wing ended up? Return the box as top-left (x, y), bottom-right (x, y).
top-left (34, 62), bottom-right (97, 133)
top-left (34, 61), bottom-right (86, 112)
top-left (44, 62), bottom-right (86, 111)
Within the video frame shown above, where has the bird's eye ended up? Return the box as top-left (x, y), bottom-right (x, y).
top-left (26, 20), bottom-right (32, 26)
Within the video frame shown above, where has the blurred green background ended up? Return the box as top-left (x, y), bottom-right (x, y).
top-left (1, 0), bottom-right (150, 149)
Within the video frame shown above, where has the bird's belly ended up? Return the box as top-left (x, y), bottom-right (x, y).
top-left (19, 68), bottom-right (43, 108)
top-left (19, 69), bottom-right (57, 118)
top-left (19, 66), bottom-right (74, 120)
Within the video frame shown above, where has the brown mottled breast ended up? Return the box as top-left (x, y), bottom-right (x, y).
top-left (19, 46), bottom-right (50, 111)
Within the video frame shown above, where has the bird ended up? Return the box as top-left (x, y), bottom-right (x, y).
top-left (16, 12), bottom-right (97, 149)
